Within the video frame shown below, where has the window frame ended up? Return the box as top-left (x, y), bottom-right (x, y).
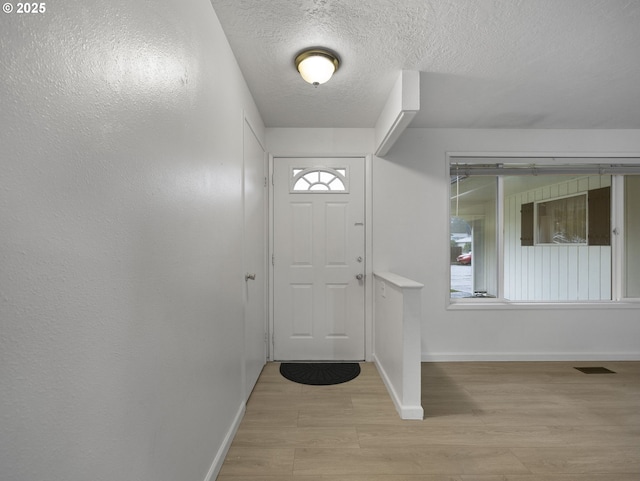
top-left (290, 166), bottom-right (349, 193)
top-left (447, 154), bottom-right (640, 309)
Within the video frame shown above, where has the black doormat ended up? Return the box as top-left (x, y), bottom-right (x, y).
top-left (279, 362), bottom-right (361, 385)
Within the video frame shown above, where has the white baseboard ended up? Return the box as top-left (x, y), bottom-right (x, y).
top-left (372, 354), bottom-right (402, 417)
top-left (399, 404), bottom-right (424, 420)
top-left (372, 354), bottom-right (423, 420)
top-left (203, 402), bottom-right (246, 481)
top-left (422, 352), bottom-right (640, 362)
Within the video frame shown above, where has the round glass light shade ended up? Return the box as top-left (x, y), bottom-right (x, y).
top-left (295, 50), bottom-right (339, 85)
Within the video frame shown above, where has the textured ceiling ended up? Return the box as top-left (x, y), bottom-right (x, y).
top-left (210, 0), bottom-right (640, 129)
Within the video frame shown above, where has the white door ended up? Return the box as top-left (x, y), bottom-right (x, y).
top-left (273, 157), bottom-right (365, 361)
top-left (243, 119), bottom-right (267, 399)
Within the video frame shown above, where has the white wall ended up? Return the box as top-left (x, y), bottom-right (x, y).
top-left (266, 128), bottom-right (374, 155)
top-left (373, 129), bottom-right (640, 361)
top-left (0, 1), bottom-right (263, 480)
top-left (373, 272), bottom-right (423, 420)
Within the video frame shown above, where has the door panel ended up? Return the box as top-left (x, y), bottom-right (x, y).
top-left (291, 284), bottom-right (313, 336)
top-left (273, 157), bottom-right (365, 361)
top-left (292, 203), bottom-right (313, 264)
top-left (243, 119), bottom-right (266, 399)
top-left (326, 203), bottom-right (348, 264)
top-left (326, 283), bottom-right (348, 336)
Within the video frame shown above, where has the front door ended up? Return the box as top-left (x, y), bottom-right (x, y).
top-left (273, 157), bottom-right (365, 361)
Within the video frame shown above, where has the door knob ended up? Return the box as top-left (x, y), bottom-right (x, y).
top-left (245, 273), bottom-right (256, 281)
top-left (355, 273), bottom-right (364, 280)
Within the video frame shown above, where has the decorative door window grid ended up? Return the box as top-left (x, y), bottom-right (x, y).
top-left (291, 167), bottom-right (348, 193)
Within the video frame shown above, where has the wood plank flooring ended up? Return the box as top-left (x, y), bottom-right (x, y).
top-left (217, 361), bottom-right (640, 480)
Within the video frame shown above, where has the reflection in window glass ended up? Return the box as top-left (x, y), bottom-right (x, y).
top-left (450, 176), bottom-right (497, 298)
top-left (625, 176), bottom-right (640, 298)
top-left (536, 194), bottom-right (587, 244)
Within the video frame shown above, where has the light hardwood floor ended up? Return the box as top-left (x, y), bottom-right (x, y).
top-left (218, 361), bottom-right (640, 480)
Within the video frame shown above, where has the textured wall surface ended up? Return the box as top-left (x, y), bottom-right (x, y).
top-left (266, 128), bottom-right (374, 154)
top-left (0, 1), bottom-right (262, 480)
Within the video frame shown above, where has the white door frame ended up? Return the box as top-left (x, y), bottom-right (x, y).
top-left (242, 112), bottom-right (268, 400)
top-left (268, 154), bottom-right (373, 362)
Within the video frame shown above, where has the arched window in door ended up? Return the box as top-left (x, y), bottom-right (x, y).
top-left (291, 167), bottom-right (348, 193)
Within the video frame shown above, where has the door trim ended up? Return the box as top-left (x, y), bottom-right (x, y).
top-left (268, 154), bottom-right (373, 362)
top-left (242, 111), bottom-right (267, 400)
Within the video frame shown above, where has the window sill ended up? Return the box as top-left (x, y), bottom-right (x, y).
top-left (447, 299), bottom-right (640, 310)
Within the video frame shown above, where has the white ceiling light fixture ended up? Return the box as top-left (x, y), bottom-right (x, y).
top-left (295, 48), bottom-right (340, 86)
